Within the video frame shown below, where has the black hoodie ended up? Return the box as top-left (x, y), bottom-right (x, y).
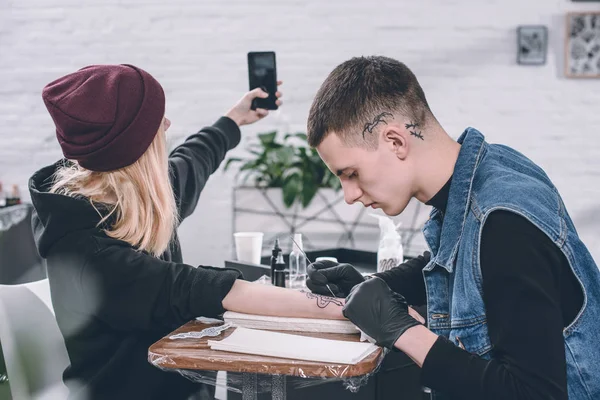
top-left (29, 117), bottom-right (243, 400)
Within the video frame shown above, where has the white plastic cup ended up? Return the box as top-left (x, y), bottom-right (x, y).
top-left (233, 232), bottom-right (264, 264)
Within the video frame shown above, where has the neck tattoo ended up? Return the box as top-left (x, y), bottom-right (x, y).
top-left (405, 122), bottom-right (424, 140)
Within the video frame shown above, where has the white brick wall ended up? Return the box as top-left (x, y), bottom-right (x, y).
top-left (2, 0), bottom-right (600, 267)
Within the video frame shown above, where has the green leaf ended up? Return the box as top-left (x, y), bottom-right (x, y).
top-left (273, 146), bottom-right (295, 165)
top-left (282, 174), bottom-right (301, 208)
top-left (301, 172), bottom-right (319, 208)
top-left (258, 131), bottom-right (277, 146)
top-left (284, 132), bottom-right (308, 142)
top-left (223, 157), bottom-right (244, 171)
top-left (239, 162), bottom-right (258, 172)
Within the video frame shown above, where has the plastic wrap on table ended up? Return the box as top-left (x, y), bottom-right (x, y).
top-left (148, 319), bottom-right (387, 394)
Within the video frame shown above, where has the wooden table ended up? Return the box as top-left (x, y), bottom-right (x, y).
top-left (149, 321), bottom-right (384, 400)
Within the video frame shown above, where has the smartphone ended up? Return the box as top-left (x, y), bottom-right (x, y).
top-left (247, 51), bottom-right (278, 110)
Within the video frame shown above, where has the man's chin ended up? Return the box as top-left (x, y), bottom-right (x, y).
top-left (381, 204), bottom-right (407, 217)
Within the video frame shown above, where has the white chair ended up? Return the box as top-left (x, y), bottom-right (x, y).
top-left (0, 279), bottom-right (70, 399)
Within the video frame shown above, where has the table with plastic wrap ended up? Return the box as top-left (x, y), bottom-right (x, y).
top-left (148, 320), bottom-right (383, 400)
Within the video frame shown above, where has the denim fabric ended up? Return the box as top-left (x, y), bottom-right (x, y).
top-left (422, 128), bottom-right (600, 399)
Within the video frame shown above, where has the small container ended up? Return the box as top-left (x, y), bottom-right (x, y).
top-left (233, 232), bottom-right (263, 264)
top-left (11, 185), bottom-right (21, 205)
top-left (6, 184), bottom-right (21, 207)
top-left (273, 252), bottom-right (286, 288)
top-left (270, 238), bottom-right (282, 285)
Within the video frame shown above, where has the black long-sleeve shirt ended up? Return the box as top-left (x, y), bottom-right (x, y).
top-left (377, 178), bottom-right (583, 400)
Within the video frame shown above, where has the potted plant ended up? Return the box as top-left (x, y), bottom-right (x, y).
top-left (225, 131), bottom-right (340, 208)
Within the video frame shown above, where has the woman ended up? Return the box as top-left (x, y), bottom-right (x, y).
top-left (29, 64), bottom-right (344, 400)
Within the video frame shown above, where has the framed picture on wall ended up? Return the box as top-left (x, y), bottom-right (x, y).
top-left (517, 25), bottom-right (548, 65)
top-left (566, 12), bottom-right (600, 78)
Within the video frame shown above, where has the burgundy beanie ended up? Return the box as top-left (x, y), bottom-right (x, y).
top-left (42, 64), bottom-right (165, 172)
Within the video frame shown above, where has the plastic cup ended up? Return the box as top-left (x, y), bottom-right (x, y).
top-left (233, 232), bottom-right (264, 264)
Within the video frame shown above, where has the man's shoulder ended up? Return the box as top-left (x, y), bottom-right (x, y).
top-left (473, 143), bottom-right (558, 208)
top-left (470, 147), bottom-right (563, 237)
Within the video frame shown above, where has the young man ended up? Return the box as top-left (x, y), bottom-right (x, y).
top-left (305, 56), bottom-right (600, 400)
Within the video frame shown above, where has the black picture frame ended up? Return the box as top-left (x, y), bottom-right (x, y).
top-left (517, 25), bottom-right (548, 65)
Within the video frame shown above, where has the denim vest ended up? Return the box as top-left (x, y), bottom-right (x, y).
top-left (422, 128), bottom-right (600, 399)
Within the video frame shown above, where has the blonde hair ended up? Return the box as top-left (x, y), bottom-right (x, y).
top-left (50, 125), bottom-right (178, 257)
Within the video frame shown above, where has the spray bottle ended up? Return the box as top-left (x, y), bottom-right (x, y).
top-left (370, 214), bottom-right (404, 273)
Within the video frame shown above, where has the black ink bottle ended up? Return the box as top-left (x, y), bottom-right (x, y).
top-left (270, 238), bottom-right (282, 285)
top-left (273, 252), bottom-right (286, 288)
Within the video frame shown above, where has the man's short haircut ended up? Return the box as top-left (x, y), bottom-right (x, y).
top-left (307, 56), bottom-right (433, 148)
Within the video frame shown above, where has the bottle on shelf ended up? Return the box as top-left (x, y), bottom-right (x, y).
top-left (7, 184), bottom-right (21, 207)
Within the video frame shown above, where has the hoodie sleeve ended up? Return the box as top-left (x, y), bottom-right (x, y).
top-left (168, 117), bottom-right (241, 221)
top-left (80, 245), bottom-right (242, 331)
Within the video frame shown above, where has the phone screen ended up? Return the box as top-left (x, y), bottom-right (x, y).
top-left (248, 52), bottom-right (278, 110)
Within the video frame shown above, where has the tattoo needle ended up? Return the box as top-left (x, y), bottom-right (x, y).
top-left (289, 235), bottom-right (338, 298)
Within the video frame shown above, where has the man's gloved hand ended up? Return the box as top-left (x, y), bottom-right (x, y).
top-left (342, 277), bottom-right (422, 349)
top-left (306, 260), bottom-right (365, 298)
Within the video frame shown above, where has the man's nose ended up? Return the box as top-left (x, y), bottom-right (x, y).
top-left (342, 181), bottom-right (362, 205)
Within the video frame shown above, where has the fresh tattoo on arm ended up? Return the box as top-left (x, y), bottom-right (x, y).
top-left (303, 291), bottom-right (344, 309)
top-left (362, 112), bottom-right (394, 138)
top-left (405, 122), bottom-right (424, 140)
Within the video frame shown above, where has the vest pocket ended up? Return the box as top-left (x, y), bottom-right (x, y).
top-left (449, 321), bottom-right (493, 357)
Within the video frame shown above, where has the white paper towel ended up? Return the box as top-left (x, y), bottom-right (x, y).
top-left (208, 327), bottom-right (378, 365)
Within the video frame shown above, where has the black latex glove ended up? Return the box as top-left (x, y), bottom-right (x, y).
top-left (306, 260), bottom-right (365, 298)
top-left (342, 277), bottom-right (421, 349)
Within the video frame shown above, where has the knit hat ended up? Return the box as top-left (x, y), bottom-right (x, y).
top-left (42, 64), bottom-right (165, 172)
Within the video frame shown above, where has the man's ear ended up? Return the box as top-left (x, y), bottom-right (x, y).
top-left (382, 126), bottom-right (409, 160)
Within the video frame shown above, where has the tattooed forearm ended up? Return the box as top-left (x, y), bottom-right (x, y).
top-left (405, 122), bottom-right (424, 140)
top-left (303, 291), bottom-right (344, 309)
top-left (362, 112), bottom-right (394, 138)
